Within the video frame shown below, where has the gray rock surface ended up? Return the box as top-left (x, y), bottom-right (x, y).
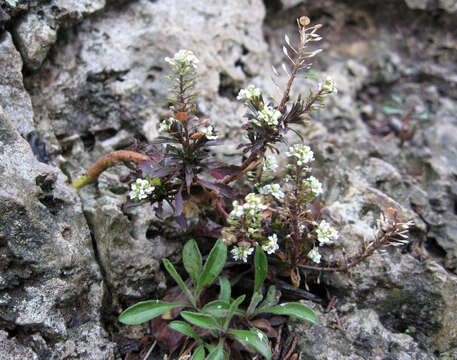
top-left (0, 110), bottom-right (117, 358)
top-left (0, 32), bottom-right (34, 136)
top-left (1, 0), bottom-right (456, 358)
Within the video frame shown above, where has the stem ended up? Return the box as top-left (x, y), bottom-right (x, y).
top-left (222, 155), bottom-right (264, 185)
top-left (299, 228), bottom-right (397, 272)
top-left (72, 150), bottom-right (151, 189)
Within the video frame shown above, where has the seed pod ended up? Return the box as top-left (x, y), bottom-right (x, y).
top-left (299, 16), bottom-right (310, 26)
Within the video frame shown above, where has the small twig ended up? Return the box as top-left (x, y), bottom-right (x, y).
top-left (283, 336), bottom-right (297, 360)
top-left (141, 340), bottom-right (157, 360)
top-left (325, 296), bottom-right (337, 313)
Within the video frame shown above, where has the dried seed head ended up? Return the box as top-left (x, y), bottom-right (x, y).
top-left (299, 16), bottom-right (310, 26)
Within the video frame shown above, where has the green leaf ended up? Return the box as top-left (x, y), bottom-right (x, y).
top-left (196, 239), bottom-right (227, 295)
top-left (254, 246), bottom-right (267, 294)
top-left (257, 302), bottom-right (317, 323)
top-left (162, 258), bottom-right (195, 306)
top-left (181, 311), bottom-right (222, 330)
top-left (224, 295), bottom-right (245, 330)
top-left (229, 329), bottom-right (272, 359)
top-left (258, 285), bottom-right (278, 309)
top-left (206, 340), bottom-right (224, 360)
top-left (119, 300), bottom-right (189, 325)
top-left (202, 300), bottom-right (230, 317)
top-left (218, 276), bottom-right (231, 303)
top-left (192, 345), bottom-right (205, 360)
top-left (246, 292), bottom-right (263, 318)
top-left (169, 321), bottom-right (202, 343)
top-left (183, 239), bottom-right (202, 288)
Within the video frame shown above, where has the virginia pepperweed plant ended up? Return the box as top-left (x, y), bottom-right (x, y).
top-left (72, 16), bottom-right (413, 358)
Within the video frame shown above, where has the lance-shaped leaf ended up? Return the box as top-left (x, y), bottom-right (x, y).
top-left (138, 160), bottom-right (176, 178)
top-left (223, 295), bottom-right (245, 330)
top-left (256, 302), bottom-right (317, 323)
top-left (196, 178), bottom-right (237, 198)
top-left (258, 285), bottom-right (278, 310)
top-left (206, 340), bottom-right (225, 360)
top-left (229, 329), bottom-right (272, 359)
top-left (192, 345), bottom-right (205, 360)
top-left (169, 321), bottom-right (202, 344)
top-left (218, 276), bottom-right (231, 303)
top-left (174, 185), bottom-right (184, 216)
top-left (183, 239), bottom-right (202, 288)
top-left (119, 300), bottom-right (189, 325)
top-left (254, 246), bottom-right (267, 294)
top-left (196, 239), bottom-right (227, 295)
top-left (181, 311), bottom-right (222, 330)
top-left (162, 259), bottom-right (195, 306)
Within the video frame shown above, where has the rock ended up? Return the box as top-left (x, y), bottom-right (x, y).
top-left (0, 109), bottom-right (117, 358)
top-left (0, 32), bottom-right (34, 136)
top-left (404, 0), bottom-right (457, 12)
top-left (0, 330), bottom-right (38, 360)
top-left (13, 13), bottom-right (57, 71)
top-left (12, 0), bottom-right (106, 71)
top-left (291, 302), bottom-right (435, 359)
top-left (280, 0), bottom-right (303, 9)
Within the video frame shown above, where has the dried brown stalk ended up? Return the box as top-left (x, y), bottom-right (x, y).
top-left (72, 150), bottom-right (150, 189)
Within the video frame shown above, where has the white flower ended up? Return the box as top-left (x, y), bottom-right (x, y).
top-left (165, 49), bottom-right (199, 71)
top-left (255, 104), bottom-right (282, 129)
top-left (318, 77), bottom-right (337, 96)
top-left (262, 155), bottom-right (279, 172)
top-left (237, 84), bottom-right (262, 102)
top-left (286, 144), bottom-right (315, 166)
top-left (259, 183), bottom-right (284, 200)
top-left (307, 247), bottom-right (321, 263)
top-left (202, 125), bottom-right (218, 140)
top-left (159, 117), bottom-right (176, 132)
top-left (262, 234), bottom-right (280, 254)
top-left (303, 176), bottom-right (323, 197)
top-left (129, 178), bottom-right (155, 202)
top-left (315, 220), bottom-right (338, 245)
top-left (231, 246), bottom-right (254, 263)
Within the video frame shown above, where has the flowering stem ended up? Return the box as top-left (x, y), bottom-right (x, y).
top-left (299, 223), bottom-right (401, 272)
top-left (72, 150), bottom-right (151, 189)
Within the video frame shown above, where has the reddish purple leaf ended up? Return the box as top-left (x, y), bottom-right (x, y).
top-left (196, 178), bottom-right (237, 198)
top-left (175, 213), bottom-right (187, 230)
top-left (138, 160), bottom-right (176, 178)
top-left (209, 171), bottom-right (226, 180)
top-left (174, 185), bottom-right (184, 217)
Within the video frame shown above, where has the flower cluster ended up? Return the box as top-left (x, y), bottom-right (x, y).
top-left (259, 183), bottom-right (284, 200)
top-left (307, 247), bottom-right (321, 263)
top-left (237, 85), bottom-right (262, 102)
top-left (129, 178), bottom-right (155, 202)
top-left (303, 176), bottom-right (323, 197)
top-left (318, 77), bottom-right (337, 97)
top-left (262, 234), bottom-right (279, 255)
top-left (165, 49), bottom-right (199, 73)
top-left (251, 104), bottom-right (282, 129)
top-left (315, 220), bottom-right (339, 245)
top-left (231, 246), bottom-right (254, 263)
top-left (159, 117), bottom-right (176, 132)
top-left (262, 154), bottom-right (279, 172)
top-left (228, 193), bottom-right (266, 231)
top-left (286, 144), bottom-right (315, 166)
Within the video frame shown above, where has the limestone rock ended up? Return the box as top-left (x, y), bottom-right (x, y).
top-left (0, 32), bottom-right (34, 136)
top-left (0, 109), bottom-right (117, 358)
